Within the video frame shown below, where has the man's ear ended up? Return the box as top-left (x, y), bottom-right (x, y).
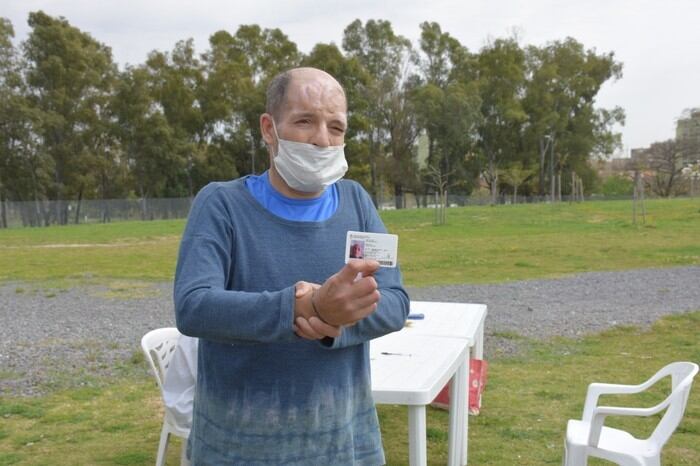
top-left (260, 113), bottom-right (275, 146)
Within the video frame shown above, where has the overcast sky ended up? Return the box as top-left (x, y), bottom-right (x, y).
top-left (3, 0), bottom-right (700, 156)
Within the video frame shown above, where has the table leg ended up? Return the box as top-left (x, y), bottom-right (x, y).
top-left (464, 322), bottom-right (484, 465)
top-left (462, 356), bottom-right (470, 466)
top-left (448, 356), bottom-right (468, 466)
top-left (408, 405), bottom-right (427, 466)
top-left (475, 320), bottom-right (484, 360)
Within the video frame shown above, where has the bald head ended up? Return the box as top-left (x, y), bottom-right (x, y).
top-left (266, 67), bottom-right (347, 121)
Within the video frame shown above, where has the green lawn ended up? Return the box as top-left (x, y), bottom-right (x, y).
top-left (1, 311), bottom-right (698, 465)
top-left (383, 197), bottom-right (700, 285)
top-left (1, 198), bottom-right (699, 286)
top-left (1, 197), bottom-right (699, 464)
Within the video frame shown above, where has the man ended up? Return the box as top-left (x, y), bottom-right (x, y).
top-left (174, 67), bottom-right (409, 465)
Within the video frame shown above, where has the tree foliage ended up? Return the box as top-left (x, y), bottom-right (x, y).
top-left (646, 139), bottom-right (695, 197)
top-left (0, 12), bottom-right (629, 225)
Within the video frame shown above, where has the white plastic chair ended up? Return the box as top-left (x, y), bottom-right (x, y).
top-left (141, 327), bottom-right (191, 466)
top-left (563, 361), bottom-right (698, 466)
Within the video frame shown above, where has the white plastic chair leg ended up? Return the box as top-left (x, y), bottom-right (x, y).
top-left (408, 405), bottom-right (427, 466)
top-left (156, 423), bottom-right (170, 466)
top-left (563, 441), bottom-right (588, 466)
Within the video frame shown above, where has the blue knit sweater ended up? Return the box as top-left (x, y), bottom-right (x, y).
top-left (174, 177), bottom-right (409, 465)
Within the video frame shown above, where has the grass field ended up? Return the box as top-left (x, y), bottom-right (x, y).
top-left (1, 312), bottom-right (698, 465)
top-left (1, 197), bottom-right (698, 464)
top-left (0, 198), bottom-right (699, 286)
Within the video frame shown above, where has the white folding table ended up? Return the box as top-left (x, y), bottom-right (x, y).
top-left (370, 302), bottom-right (487, 466)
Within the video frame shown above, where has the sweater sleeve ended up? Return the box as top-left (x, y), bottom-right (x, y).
top-left (325, 186), bottom-right (410, 349)
top-left (174, 184), bottom-right (296, 345)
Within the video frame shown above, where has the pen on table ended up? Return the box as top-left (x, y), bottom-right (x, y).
top-left (380, 351), bottom-right (412, 357)
top-left (407, 313), bottom-right (424, 320)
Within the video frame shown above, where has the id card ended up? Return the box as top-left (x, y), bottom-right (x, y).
top-left (345, 231), bottom-right (398, 267)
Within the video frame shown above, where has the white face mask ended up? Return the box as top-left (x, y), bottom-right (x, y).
top-left (271, 121), bottom-right (348, 193)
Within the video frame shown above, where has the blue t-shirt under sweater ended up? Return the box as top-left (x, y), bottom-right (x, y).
top-left (245, 170), bottom-right (339, 222)
top-left (174, 177), bottom-right (410, 465)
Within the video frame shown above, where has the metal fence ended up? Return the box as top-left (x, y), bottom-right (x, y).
top-left (0, 197), bottom-right (193, 228)
top-left (0, 192), bottom-right (646, 228)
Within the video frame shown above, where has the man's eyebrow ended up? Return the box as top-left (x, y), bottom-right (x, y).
top-left (288, 111), bottom-right (347, 127)
top-left (288, 111), bottom-right (315, 119)
top-left (329, 118), bottom-right (347, 128)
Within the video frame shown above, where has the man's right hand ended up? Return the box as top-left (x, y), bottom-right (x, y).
top-left (312, 259), bottom-right (381, 327)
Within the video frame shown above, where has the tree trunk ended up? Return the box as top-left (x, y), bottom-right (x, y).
top-left (442, 190), bottom-right (447, 224)
top-left (31, 187), bottom-right (42, 227)
top-left (633, 171), bottom-right (645, 224)
top-left (54, 199), bottom-right (61, 225)
top-left (41, 200), bottom-right (50, 227)
top-left (557, 172), bottom-right (562, 202)
top-left (427, 133), bottom-right (435, 168)
top-left (633, 177), bottom-right (637, 225)
top-left (74, 188), bottom-right (83, 224)
top-left (103, 199), bottom-right (111, 223)
top-left (434, 191), bottom-right (440, 225)
top-left (539, 138), bottom-right (546, 195)
top-left (665, 171), bottom-right (674, 197)
top-left (570, 172), bottom-right (575, 203)
top-left (369, 133), bottom-right (379, 207)
top-left (0, 190), bottom-right (6, 228)
top-left (549, 143), bottom-right (556, 202)
top-left (639, 176), bottom-right (646, 222)
top-left (489, 155), bottom-right (498, 205)
top-left (139, 184), bottom-right (148, 220)
top-left (394, 183), bottom-right (404, 209)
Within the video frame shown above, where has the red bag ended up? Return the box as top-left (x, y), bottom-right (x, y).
top-left (431, 359), bottom-right (488, 415)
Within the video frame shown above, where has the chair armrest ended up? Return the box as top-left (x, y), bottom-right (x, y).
top-left (587, 396), bottom-right (674, 446)
top-left (582, 369), bottom-right (671, 422)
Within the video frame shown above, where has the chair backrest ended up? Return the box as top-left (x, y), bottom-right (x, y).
top-left (649, 361), bottom-right (699, 447)
top-left (141, 327), bottom-right (182, 392)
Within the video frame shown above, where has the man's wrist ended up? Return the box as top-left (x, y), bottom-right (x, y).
top-left (311, 289), bottom-right (331, 325)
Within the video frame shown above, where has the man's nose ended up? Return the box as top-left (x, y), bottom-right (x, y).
top-left (310, 124), bottom-right (331, 147)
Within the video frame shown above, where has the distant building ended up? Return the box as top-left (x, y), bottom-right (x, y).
top-left (593, 157), bottom-right (633, 178)
top-left (676, 108), bottom-right (700, 164)
top-left (630, 147), bottom-right (652, 168)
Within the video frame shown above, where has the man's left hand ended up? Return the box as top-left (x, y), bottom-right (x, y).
top-left (293, 281), bottom-right (342, 340)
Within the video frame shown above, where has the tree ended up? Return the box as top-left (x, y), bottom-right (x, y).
top-left (144, 40), bottom-right (206, 196)
top-left (599, 174), bottom-right (633, 197)
top-left (383, 78), bottom-right (420, 208)
top-left (523, 38), bottom-right (624, 198)
top-left (23, 11), bottom-right (117, 223)
top-left (0, 17), bottom-right (49, 226)
top-left (475, 37), bottom-right (527, 204)
top-left (343, 19), bottom-right (413, 203)
top-left (499, 162), bottom-right (534, 203)
top-left (112, 66), bottom-right (179, 207)
top-left (424, 164), bottom-right (452, 225)
top-left (199, 31), bottom-right (252, 183)
top-left (412, 22), bottom-right (482, 197)
top-left (647, 139), bottom-right (695, 197)
top-left (226, 25), bottom-right (301, 175)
